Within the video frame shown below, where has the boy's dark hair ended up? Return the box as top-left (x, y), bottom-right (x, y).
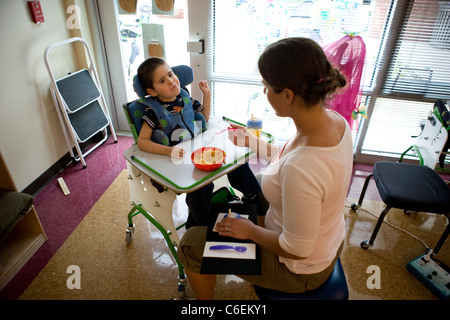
top-left (137, 57), bottom-right (168, 91)
top-left (258, 37), bottom-right (346, 106)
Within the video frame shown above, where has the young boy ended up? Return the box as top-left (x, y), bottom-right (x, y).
top-left (137, 57), bottom-right (211, 159)
top-left (136, 58), bottom-right (264, 228)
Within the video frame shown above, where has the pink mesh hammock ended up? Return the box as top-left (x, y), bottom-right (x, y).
top-left (323, 35), bottom-right (366, 128)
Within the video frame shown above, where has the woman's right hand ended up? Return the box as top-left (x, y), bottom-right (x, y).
top-left (228, 122), bottom-right (279, 162)
top-left (227, 123), bottom-right (253, 148)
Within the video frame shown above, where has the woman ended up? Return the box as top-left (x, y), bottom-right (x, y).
top-left (177, 37), bottom-right (353, 299)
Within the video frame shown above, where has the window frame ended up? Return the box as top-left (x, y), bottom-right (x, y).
top-left (205, 0), bottom-right (450, 165)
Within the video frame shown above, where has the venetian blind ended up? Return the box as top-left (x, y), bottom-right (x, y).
top-left (381, 0), bottom-right (450, 100)
top-left (361, 0), bottom-right (450, 157)
top-left (207, 0), bottom-right (392, 144)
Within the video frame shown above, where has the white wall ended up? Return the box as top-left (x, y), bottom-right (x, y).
top-left (0, 0), bottom-right (100, 191)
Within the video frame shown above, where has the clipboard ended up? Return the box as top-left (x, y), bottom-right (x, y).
top-left (200, 203), bottom-right (261, 275)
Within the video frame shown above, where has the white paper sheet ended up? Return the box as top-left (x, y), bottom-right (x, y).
top-left (203, 241), bottom-right (256, 260)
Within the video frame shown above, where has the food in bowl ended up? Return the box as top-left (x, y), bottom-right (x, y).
top-left (191, 147), bottom-right (226, 171)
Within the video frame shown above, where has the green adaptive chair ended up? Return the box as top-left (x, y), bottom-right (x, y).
top-left (122, 65), bottom-right (236, 297)
top-left (123, 65), bottom-right (191, 296)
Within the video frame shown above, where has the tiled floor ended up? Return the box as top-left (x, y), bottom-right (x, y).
top-left (1, 133), bottom-right (448, 300)
top-left (0, 134), bottom-right (133, 300)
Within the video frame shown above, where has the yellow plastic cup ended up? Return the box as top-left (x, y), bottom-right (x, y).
top-left (247, 116), bottom-right (263, 137)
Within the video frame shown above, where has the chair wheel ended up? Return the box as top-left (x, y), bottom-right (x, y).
top-left (351, 203), bottom-right (360, 210)
top-left (360, 240), bottom-right (371, 249)
top-left (126, 224), bottom-right (135, 244)
top-left (126, 230), bottom-right (133, 243)
top-left (178, 276), bottom-right (186, 298)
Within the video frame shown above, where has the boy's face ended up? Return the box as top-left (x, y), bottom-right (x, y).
top-left (146, 64), bottom-right (181, 102)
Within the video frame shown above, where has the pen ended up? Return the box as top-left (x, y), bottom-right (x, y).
top-left (222, 116), bottom-right (246, 127)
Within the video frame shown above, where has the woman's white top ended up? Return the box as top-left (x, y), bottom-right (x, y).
top-left (261, 112), bottom-right (353, 274)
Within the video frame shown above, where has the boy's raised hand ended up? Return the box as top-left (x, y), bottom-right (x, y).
top-left (198, 80), bottom-right (210, 94)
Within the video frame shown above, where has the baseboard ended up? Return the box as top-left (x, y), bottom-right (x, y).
top-left (21, 132), bottom-right (106, 197)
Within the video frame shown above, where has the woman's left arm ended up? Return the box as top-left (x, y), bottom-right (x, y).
top-left (216, 217), bottom-right (306, 259)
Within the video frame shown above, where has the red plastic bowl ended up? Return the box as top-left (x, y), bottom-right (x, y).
top-left (191, 147), bottom-right (226, 171)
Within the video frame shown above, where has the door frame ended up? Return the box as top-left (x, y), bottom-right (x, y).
top-left (95, 0), bottom-right (209, 133)
top-left (96, 0), bottom-right (129, 132)
top-left (187, 0), bottom-right (209, 102)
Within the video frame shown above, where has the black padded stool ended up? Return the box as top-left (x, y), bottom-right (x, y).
top-left (352, 161), bottom-right (450, 253)
top-left (254, 258), bottom-right (349, 300)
